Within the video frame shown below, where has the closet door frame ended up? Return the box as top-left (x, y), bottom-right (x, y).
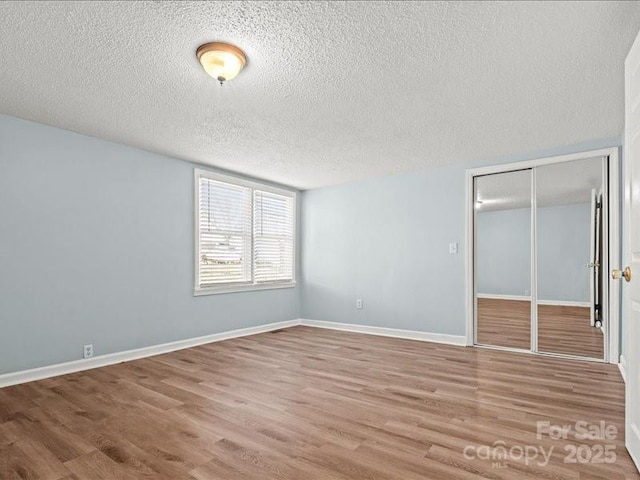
top-left (465, 147), bottom-right (620, 364)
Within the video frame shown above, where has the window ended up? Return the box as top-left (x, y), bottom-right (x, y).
top-left (195, 169), bottom-right (296, 294)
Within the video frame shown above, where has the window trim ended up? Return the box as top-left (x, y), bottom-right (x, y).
top-left (194, 168), bottom-right (297, 296)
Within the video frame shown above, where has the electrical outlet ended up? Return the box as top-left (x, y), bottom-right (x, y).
top-left (449, 242), bottom-right (458, 254)
top-left (356, 299), bottom-right (363, 309)
top-left (83, 344), bottom-right (94, 359)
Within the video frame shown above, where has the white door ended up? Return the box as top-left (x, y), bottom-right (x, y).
top-left (623, 27), bottom-right (640, 471)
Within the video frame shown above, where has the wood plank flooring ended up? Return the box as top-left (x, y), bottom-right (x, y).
top-left (477, 298), bottom-right (531, 350)
top-left (477, 298), bottom-right (604, 359)
top-left (538, 304), bottom-right (604, 358)
top-left (0, 325), bottom-right (636, 479)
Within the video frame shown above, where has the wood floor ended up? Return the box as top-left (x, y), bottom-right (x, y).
top-left (539, 304), bottom-right (605, 358)
top-left (477, 298), bottom-right (531, 350)
top-left (477, 298), bottom-right (604, 359)
top-left (0, 326), bottom-right (636, 479)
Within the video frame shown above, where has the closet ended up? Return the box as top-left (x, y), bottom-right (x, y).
top-left (472, 156), bottom-right (608, 360)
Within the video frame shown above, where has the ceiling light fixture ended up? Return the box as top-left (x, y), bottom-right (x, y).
top-left (197, 42), bottom-right (246, 86)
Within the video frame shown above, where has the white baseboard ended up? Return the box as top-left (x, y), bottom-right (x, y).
top-left (476, 293), bottom-right (531, 301)
top-left (619, 354), bottom-right (627, 383)
top-left (477, 294), bottom-right (590, 308)
top-left (300, 319), bottom-right (467, 346)
top-left (0, 319), bottom-right (299, 389)
top-left (0, 318), bottom-right (467, 388)
top-left (537, 299), bottom-right (591, 308)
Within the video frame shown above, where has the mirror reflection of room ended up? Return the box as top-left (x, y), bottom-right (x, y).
top-left (474, 157), bottom-right (606, 360)
top-left (536, 158), bottom-right (605, 359)
top-left (475, 169), bottom-right (532, 350)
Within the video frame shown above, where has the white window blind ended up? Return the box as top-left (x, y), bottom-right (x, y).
top-left (198, 178), bottom-right (252, 287)
top-left (254, 190), bottom-right (294, 283)
top-left (196, 170), bottom-right (296, 294)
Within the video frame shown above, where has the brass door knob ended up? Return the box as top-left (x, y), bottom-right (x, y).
top-left (612, 266), bottom-right (632, 282)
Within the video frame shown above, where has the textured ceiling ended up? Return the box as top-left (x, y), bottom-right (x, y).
top-left (475, 157), bottom-right (604, 212)
top-left (1, 1), bottom-right (640, 190)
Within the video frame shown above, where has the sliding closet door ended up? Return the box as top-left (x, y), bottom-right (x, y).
top-left (474, 169), bottom-right (532, 350)
top-left (535, 158), bottom-right (606, 359)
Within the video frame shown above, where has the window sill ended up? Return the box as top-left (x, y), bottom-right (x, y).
top-left (194, 281), bottom-right (296, 296)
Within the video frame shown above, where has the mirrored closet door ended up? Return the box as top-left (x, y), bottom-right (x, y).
top-left (474, 169), bottom-right (532, 350)
top-left (473, 157), bottom-right (607, 361)
top-left (535, 158), bottom-right (606, 360)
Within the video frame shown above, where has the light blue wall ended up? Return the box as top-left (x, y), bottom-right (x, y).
top-left (301, 141), bottom-right (620, 337)
top-left (476, 208), bottom-right (531, 297)
top-left (476, 204), bottom-right (591, 302)
top-left (301, 166), bottom-right (465, 335)
top-left (538, 203), bottom-right (591, 302)
top-left (0, 115), bottom-right (301, 375)
top-left (0, 112), bottom-right (622, 374)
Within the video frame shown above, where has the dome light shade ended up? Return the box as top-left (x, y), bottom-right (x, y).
top-left (197, 42), bottom-right (246, 85)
